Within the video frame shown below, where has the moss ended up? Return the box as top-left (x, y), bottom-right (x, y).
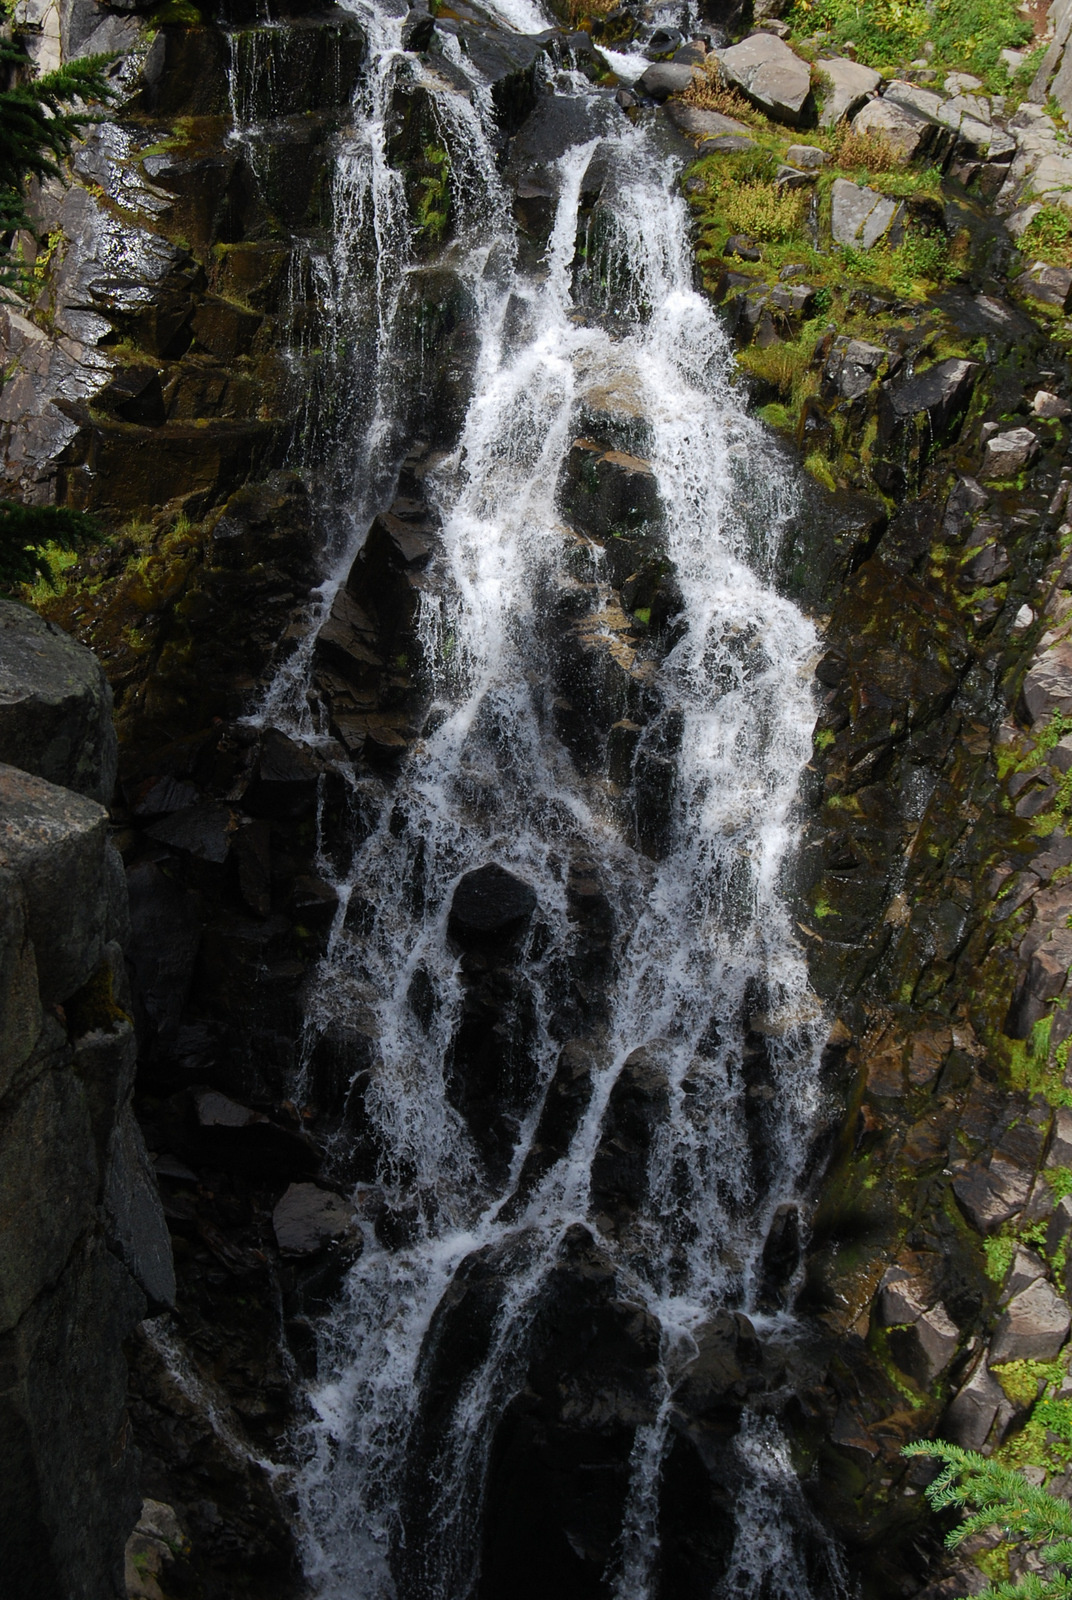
top-left (66, 961), bottom-right (130, 1038)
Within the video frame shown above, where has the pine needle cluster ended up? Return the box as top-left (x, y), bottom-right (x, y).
top-left (0, 39), bottom-right (115, 270)
top-left (904, 1441), bottom-right (1072, 1600)
top-left (0, 41), bottom-right (116, 576)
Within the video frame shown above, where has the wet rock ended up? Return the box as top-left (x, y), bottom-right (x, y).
top-left (875, 359), bottom-right (979, 494)
top-left (561, 439), bottom-right (662, 553)
top-left (990, 1277), bottom-right (1071, 1363)
top-left (0, 598), bottom-right (117, 802)
top-left (475, 1226), bottom-right (662, 1600)
top-left (821, 335), bottom-right (887, 400)
top-left (272, 1183), bottom-right (355, 1255)
top-left (512, 1040), bottom-right (597, 1206)
top-left (716, 32), bottom-right (813, 125)
top-left (636, 61), bottom-right (697, 100)
top-left (816, 55), bottom-right (881, 127)
top-left (830, 178), bottom-right (902, 248)
top-left (590, 1047), bottom-right (670, 1237)
top-left (448, 864), bottom-right (538, 948)
top-left (980, 426), bottom-right (1040, 480)
top-left (758, 1202), bottom-right (801, 1309)
top-left (445, 951), bottom-right (542, 1183)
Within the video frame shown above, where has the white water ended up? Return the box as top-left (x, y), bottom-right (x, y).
top-left (240, 2), bottom-right (850, 1594)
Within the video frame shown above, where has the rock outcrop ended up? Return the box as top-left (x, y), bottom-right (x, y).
top-left (0, 600), bottom-right (173, 1600)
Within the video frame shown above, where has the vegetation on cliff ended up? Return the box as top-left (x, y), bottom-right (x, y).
top-left (908, 1441), bottom-right (1072, 1598)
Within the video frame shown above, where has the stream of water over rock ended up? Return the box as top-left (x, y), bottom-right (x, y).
top-left (247, 3), bottom-right (853, 1592)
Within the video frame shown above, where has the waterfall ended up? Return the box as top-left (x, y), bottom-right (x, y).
top-left (247, 2), bottom-right (852, 1594)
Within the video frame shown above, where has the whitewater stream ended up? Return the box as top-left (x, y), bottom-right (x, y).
top-left (244, 1), bottom-right (851, 1592)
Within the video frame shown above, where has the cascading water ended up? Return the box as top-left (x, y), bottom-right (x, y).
top-left (251, 2), bottom-right (854, 1593)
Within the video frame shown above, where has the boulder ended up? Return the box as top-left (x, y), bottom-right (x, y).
top-left (448, 864), bottom-right (538, 947)
top-left (636, 61), bottom-right (697, 101)
top-left (1034, 389), bottom-right (1072, 419)
top-left (990, 1278), bottom-right (1071, 1364)
top-left (942, 1357), bottom-right (1011, 1450)
top-left (821, 336), bottom-right (887, 400)
top-left (716, 33), bottom-right (812, 126)
top-left (272, 1183), bottom-right (355, 1255)
top-left (980, 426), bottom-right (1040, 480)
top-left (0, 763), bottom-right (119, 1004)
top-left (876, 359), bottom-right (979, 493)
top-left (953, 1156), bottom-right (1032, 1233)
top-left (888, 1301), bottom-right (960, 1387)
top-left (830, 178), bottom-right (902, 248)
top-left (851, 96), bottom-right (939, 163)
top-left (1003, 1247), bottom-right (1048, 1303)
top-left (0, 599), bottom-right (117, 803)
top-left (876, 1270), bottom-right (928, 1326)
top-left (786, 142), bottom-right (825, 168)
top-left (665, 104), bottom-right (751, 138)
top-left (816, 56), bottom-right (881, 127)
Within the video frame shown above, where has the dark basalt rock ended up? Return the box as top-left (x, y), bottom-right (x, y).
top-left (0, 598), bottom-right (118, 803)
top-left (448, 863), bottom-right (538, 947)
top-left (590, 1046), bottom-right (670, 1239)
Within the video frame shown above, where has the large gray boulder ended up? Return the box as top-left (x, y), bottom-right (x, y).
top-left (816, 56), bottom-right (880, 127)
top-left (990, 1278), bottom-right (1072, 1364)
top-left (716, 32), bottom-right (812, 125)
top-left (0, 599), bottom-right (117, 803)
top-left (272, 1182), bottom-right (356, 1255)
top-left (830, 178), bottom-right (902, 248)
top-left (0, 763), bottom-right (120, 1004)
top-left (851, 96), bottom-right (937, 162)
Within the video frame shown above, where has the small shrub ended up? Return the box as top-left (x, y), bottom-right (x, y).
top-left (832, 125), bottom-right (903, 174)
top-left (717, 180), bottom-right (807, 241)
top-left (682, 61), bottom-right (760, 123)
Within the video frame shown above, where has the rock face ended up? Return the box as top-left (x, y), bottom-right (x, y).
top-left (0, 606), bottom-right (173, 1600)
top-left (830, 178), bottom-right (902, 248)
top-left (816, 56), bottom-right (880, 127)
top-left (0, 596), bottom-right (117, 802)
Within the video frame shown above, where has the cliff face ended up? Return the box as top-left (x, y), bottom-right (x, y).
top-left (10, 0), bottom-right (1072, 1593)
top-left (0, 597), bottom-right (174, 1599)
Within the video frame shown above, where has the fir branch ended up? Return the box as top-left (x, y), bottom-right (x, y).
top-left (903, 1441), bottom-right (1072, 1600)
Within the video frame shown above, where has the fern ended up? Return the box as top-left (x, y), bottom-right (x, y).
top-left (904, 1441), bottom-right (1072, 1600)
top-left (0, 501), bottom-right (102, 591)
